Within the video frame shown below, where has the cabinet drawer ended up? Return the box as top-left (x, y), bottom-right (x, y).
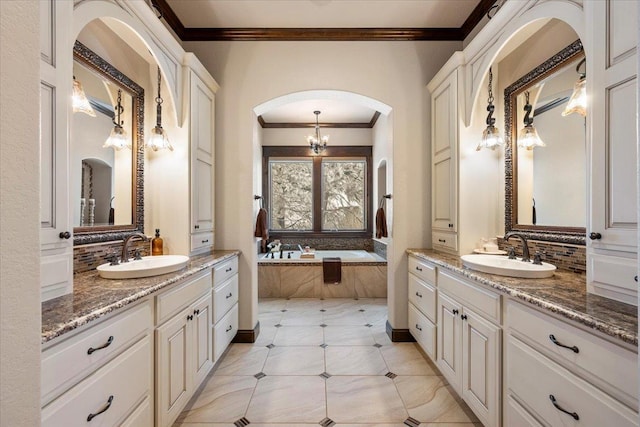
top-left (213, 274), bottom-right (239, 323)
top-left (42, 336), bottom-right (152, 426)
top-left (439, 271), bottom-right (500, 323)
top-left (408, 274), bottom-right (436, 322)
top-left (432, 231), bottom-right (457, 251)
top-left (191, 232), bottom-right (214, 252)
top-left (507, 337), bottom-right (637, 427)
top-left (156, 271), bottom-right (211, 325)
top-left (507, 300), bottom-right (637, 408)
top-left (120, 396), bottom-right (152, 427)
top-left (42, 301), bottom-right (152, 405)
top-left (408, 256), bottom-right (436, 284)
top-left (506, 396), bottom-right (544, 427)
top-left (214, 303), bottom-right (238, 361)
top-left (213, 256), bottom-right (238, 287)
top-left (408, 303), bottom-right (436, 360)
top-left (588, 252), bottom-right (637, 304)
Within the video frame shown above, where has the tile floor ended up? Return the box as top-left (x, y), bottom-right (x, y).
top-left (174, 298), bottom-right (481, 427)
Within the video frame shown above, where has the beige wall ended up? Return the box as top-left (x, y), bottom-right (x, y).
top-left (184, 39), bottom-right (460, 330)
top-left (0, 0), bottom-right (41, 424)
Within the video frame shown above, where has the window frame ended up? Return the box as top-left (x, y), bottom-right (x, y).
top-left (262, 146), bottom-right (373, 238)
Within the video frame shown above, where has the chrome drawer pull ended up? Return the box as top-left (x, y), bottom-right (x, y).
top-left (415, 266), bottom-right (423, 272)
top-left (225, 267), bottom-right (233, 272)
top-left (415, 291), bottom-right (422, 298)
top-left (549, 395), bottom-right (579, 420)
top-left (549, 334), bottom-right (579, 353)
top-left (415, 324), bottom-right (422, 331)
top-left (87, 336), bottom-right (114, 355)
top-left (87, 395), bottom-right (114, 421)
top-left (226, 292), bottom-right (233, 299)
top-left (226, 325), bottom-right (233, 332)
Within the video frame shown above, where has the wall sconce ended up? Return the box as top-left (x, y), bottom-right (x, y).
top-left (72, 76), bottom-right (96, 117)
top-left (103, 89), bottom-right (130, 150)
top-left (518, 91), bottom-right (545, 150)
top-left (146, 66), bottom-right (173, 151)
top-left (477, 67), bottom-right (504, 151)
top-left (307, 110), bottom-right (329, 154)
top-left (562, 58), bottom-right (587, 117)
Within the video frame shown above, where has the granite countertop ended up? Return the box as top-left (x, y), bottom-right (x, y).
top-left (407, 249), bottom-right (638, 346)
top-left (42, 250), bottom-right (240, 345)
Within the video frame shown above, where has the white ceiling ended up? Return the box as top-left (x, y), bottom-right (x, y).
top-left (261, 99), bottom-right (377, 123)
top-left (166, 0), bottom-right (480, 29)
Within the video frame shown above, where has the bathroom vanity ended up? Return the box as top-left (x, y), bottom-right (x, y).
top-left (407, 250), bottom-right (637, 427)
top-left (40, 251), bottom-right (239, 427)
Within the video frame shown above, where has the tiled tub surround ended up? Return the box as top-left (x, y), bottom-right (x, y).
top-left (269, 237), bottom-right (375, 252)
top-left (42, 250), bottom-right (240, 343)
top-left (407, 249), bottom-right (637, 346)
top-left (497, 237), bottom-right (586, 273)
top-left (258, 252), bottom-right (387, 299)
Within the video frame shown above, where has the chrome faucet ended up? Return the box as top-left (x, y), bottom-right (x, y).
top-left (121, 233), bottom-right (149, 263)
top-left (504, 232), bottom-right (531, 262)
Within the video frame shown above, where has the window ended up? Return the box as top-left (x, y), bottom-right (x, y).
top-left (263, 146), bottom-right (372, 236)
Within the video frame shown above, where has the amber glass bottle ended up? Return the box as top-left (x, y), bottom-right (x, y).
top-left (152, 229), bottom-right (164, 255)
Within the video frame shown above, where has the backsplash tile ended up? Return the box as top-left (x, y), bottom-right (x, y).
top-left (498, 238), bottom-right (586, 273)
top-left (74, 240), bottom-right (151, 274)
top-left (262, 237), bottom-right (374, 253)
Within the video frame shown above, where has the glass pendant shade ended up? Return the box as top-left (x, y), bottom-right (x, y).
top-left (561, 77), bottom-right (587, 117)
top-left (72, 78), bottom-right (96, 117)
top-left (147, 125), bottom-right (173, 151)
top-left (478, 125), bottom-right (504, 150)
top-left (103, 125), bottom-right (129, 150)
top-left (518, 124), bottom-right (545, 150)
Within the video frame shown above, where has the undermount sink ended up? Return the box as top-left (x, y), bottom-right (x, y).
top-left (460, 254), bottom-right (556, 279)
top-left (97, 255), bottom-right (190, 279)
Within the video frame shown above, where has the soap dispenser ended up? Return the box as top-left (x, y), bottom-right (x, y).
top-left (152, 229), bottom-right (164, 256)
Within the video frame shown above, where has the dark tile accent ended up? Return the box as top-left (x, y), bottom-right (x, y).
top-left (281, 309), bottom-right (288, 312)
top-left (365, 323), bottom-right (373, 327)
top-left (319, 372), bottom-right (332, 379)
top-left (319, 417), bottom-right (336, 427)
top-left (320, 343), bottom-right (328, 348)
top-left (235, 417), bottom-right (251, 427)
top-left (373, 343), bottom-right (383, 348)
top-left (232, 322), bottom-right (260, 343)
top-left (358, 309), bottom-right (366, 312)
top-left (320, 309), bottom-right (326, 312)
top-left (266, 344), bottom-right (275, 349)
top-left (386, 320), bottom-right (416, 342)
top-left (385, 372), bottom-right (397, 379)
top-left (254, 372), bottom-right (266, 380)
top-left (404, 417), bottom-right (420, 427)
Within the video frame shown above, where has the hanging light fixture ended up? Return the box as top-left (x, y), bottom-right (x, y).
top-left (477, 67), bottom-right (504, 151)
top-left (307, 110), bottom-right (329, 154)
top-left (518, 91), bottom-right (545, 150)
top-left (103, 89), bottom-right (130, 150)
top-left (146, 66), bottom-right (173, 151)
top-left (562, 57), bottom-right (587, 117)
top-left (72, 76), bottom-right (96, 117)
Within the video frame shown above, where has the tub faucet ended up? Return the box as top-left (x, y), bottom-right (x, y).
top-left (121, 232), bottom-right (149, 263)
top-left (504, 232), bottom-right (531, 262)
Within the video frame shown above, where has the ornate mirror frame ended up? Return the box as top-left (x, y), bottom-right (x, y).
top-left (504, 39), bottom-right (586, 245)
top-left (72, 40), bottom-right (145, 245)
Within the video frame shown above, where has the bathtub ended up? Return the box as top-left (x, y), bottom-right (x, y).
top-left (258, 250), bottom-right (387, 298)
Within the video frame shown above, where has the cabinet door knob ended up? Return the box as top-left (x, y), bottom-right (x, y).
top-left (635, 276), bottom-right (638, 282)
top-left (448, 223), bottom-right (453, 228)
top-left (194, 309), bottom-right (200, 315)
top-left (187, 314), bottom-right (193, 321)
top-left (589, 232), bottom-right (602, 240)
top-left (195, 225), bottom-right (200, 229)
top-left (87, 336), bottom-right (114, 355)
top-left (549, 395), bottom-right (579, 420)
top-left (415, 291), bottom-right (422, 298)
top-left (548, 334), bottom-right (579, 353)
top-left (87, 395), bottom-right (114, 421)
top-left (461, 314), bottom-right (467, 320)
top-left (226, 325), bottom-right (233, 332)
top-left (59, 231), bottom-right (71, 239)
top-left (415, 324), bottom-right (422, 331)
top-left (452, 309), bottom-right (459, 315)
top-left (415, 266), bottom-right (423, 272)
top-left (226, 292), bottom-right (233, 299)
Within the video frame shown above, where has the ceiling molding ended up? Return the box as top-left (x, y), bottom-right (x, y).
top-left (153, 1), bottom-right (497, 42)
top-left (258, 112), bottom-right (380, 129)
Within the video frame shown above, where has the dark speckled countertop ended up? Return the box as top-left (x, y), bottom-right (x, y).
top-left (407, 249), bottom-right (637, 346)
top-left (42, 250), bottom-right (240, 344)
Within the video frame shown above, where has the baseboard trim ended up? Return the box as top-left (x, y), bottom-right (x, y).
top-left (386, 320), bottom-right (416, 342)
top-left (232, 321), bottom-right (261, 343)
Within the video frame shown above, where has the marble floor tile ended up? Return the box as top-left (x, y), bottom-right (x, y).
top-left (279, 309), bottom-right (324, 326)
top-left (420, 424), bottom-right (483, 427)
top-left (379, 344), bottom-right (439, 375)
top-left (322, 298), bottom-right (361, 310)
top-left (253, 326), bottom-right (278, 346)
top-left (325, 346), bottom-right (388, 375)
top-left (173, 423), bottom-right (234, 427)
top-left (358, 298), bottom-right (388, 307)
top-left (273, 325), bottom-right (324, 346)
top-left (262, 346), bottom-right (325, 375)
top-left (213, 345), bottom-right (269, 376)
top-left (322, 310), bottom-right (368, 326)
top-left (324, 325), bottom-right (376, 346)
top-left (326, 376), bottom-right (408, 423)
top-left (285, 298), bottom-right (324, 311)
top-left (336, 425), bottom-right (407, 427)
top-left (175, 376), bottom-right (256, 423)
top-left (394, 376), bottom-right (479, 423)
top-left (245, 376), bottom-right (327, 423)
top-left (259, 298), bottom-right (288, 313)
top-left (258, 310), bottom-right (284, 327)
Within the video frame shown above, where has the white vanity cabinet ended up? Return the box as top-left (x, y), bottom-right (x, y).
top-left (505, 300), bottom-right (637, 426)
top-left (212, 255), bottom-right (239, 362)
top-left (586, 0), bottom-right (639, 304)
top-left (39, 0), bottom-right (73, 301)
top-left (41, 301), bottom-right (154, 426)
top-left (407, 257), bottom-right (437, 359)
top-left (155, 270), bottom-right (213, 427)
top-left (185, 53), bottom-right (219, 255)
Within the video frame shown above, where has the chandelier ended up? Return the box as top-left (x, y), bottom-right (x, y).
top-left (307, 110), bottom-right (329, 154)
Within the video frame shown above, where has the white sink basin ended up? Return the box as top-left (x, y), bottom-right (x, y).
top-left (461, 254), bottom-right (556, 279)
top-left (97, 255), bottom-right (189, 279)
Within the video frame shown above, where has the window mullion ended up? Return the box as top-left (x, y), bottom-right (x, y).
top-left (312, 156), bottom-right (322, 232)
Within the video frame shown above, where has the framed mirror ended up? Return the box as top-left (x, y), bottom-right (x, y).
top-left (72, 40), bottom-right (144, 244)
top-left (504, 39), bottom-right (586, 245)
